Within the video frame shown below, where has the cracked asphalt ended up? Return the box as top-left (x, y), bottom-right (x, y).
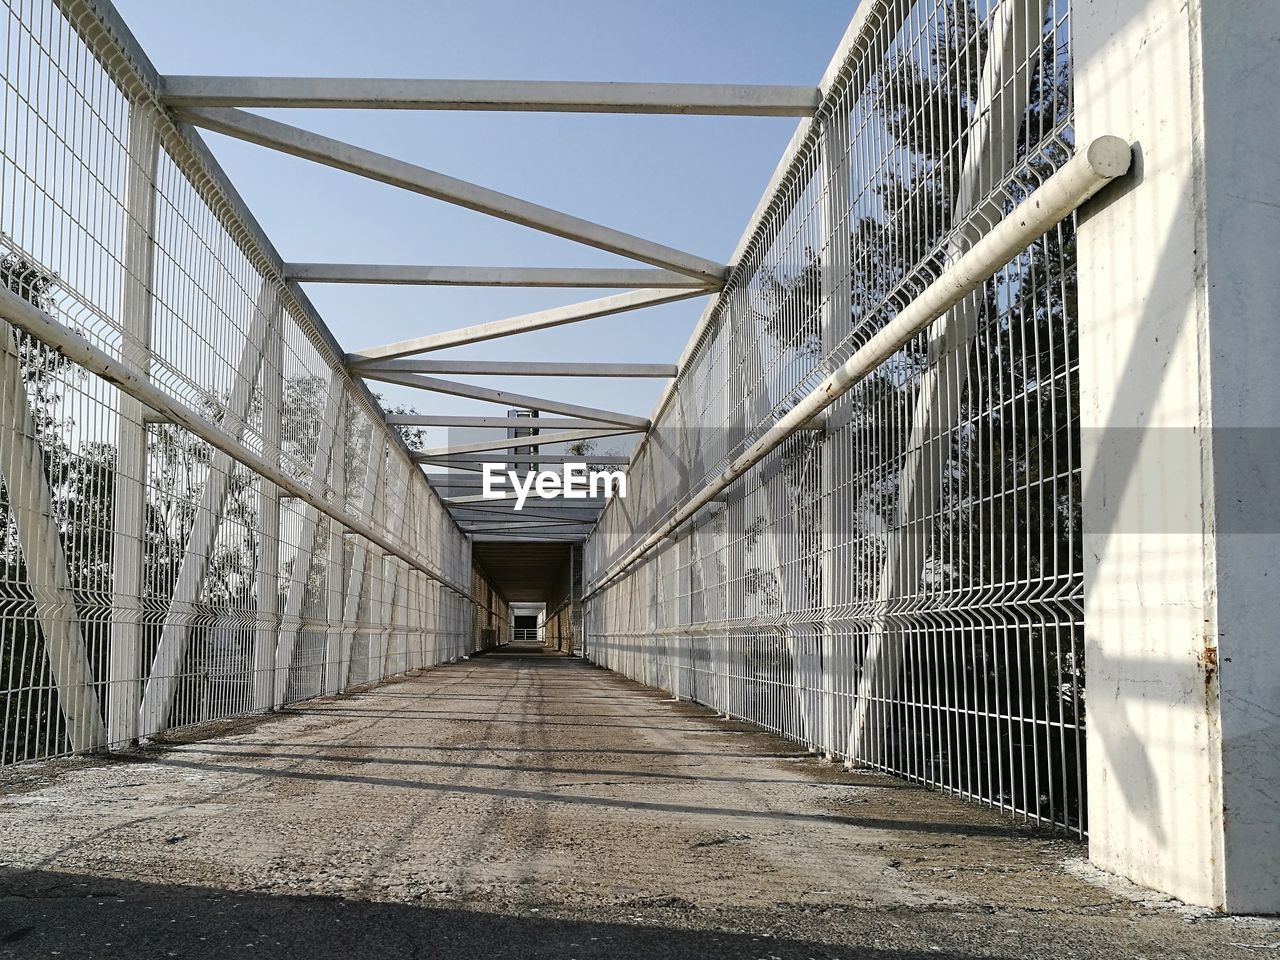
top-left (1, 643), bottom-right (1276, 958)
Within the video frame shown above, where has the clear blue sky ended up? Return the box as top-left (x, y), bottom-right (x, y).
top-left (112, 0), bottom-right (854, 438)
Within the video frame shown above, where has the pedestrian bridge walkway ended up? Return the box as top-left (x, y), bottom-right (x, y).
top-left (0, 0), bottom-right (1278, 932)
top-left (2, 643), bottom-right (1271, 958)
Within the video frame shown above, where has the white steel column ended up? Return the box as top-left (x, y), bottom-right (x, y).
top-left (818, 97), bottom-right (852, 760)
top-left (373, 457), bottom-right (410, 679)
top-left (108, 104), bottom-right (160, 746)
top-left (1076, 0), bottom-right (1280, 913)
top-left (252, 302), bottom-right (284, 711)
top-left (322, 402), bottom-right (348, 695)
top-left (341, 438), bottom-right (386, 689)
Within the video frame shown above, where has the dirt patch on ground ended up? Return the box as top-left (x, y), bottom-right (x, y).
top-left (1, 645), bottom-right (1275, 958)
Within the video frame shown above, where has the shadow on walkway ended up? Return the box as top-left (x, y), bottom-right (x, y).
top-left (0, 868), bottom-right (997, 960)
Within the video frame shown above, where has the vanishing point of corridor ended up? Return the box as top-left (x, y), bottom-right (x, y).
top-left (2, 646), bottom-right (1271, 959)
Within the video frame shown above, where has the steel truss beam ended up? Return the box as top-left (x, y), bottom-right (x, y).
top-left (173, 107), bottom-right (728, 282)
top-left (464, 536), bottom-right (592, 543)
top-left (429, 474), bottom-right (585, 487)
top-left (417, 453), bottom-right (631, 467)
top-left (450, 507), bottom-right (605, 521)
top-left (357, 359), bottom-right (676, 378)
top-left (162, 76), bottom-right (821, 116)
top-left (455, 512), bottom-right (599, 527)
top-left (347, 289), bottom-right (704, 362)
top-left (469, 534), bottom-right (586, 543)
top-left (359, 368), bottom-right (648, 428)
top-left (457, 517), bottom-right (590, 528)
top-left (420, 426), bottom-right (636, 458)
top-left (389, 415), bottom-right (614, 430)
top-left (445, 496), bottom-right (609, 512)
top-left (285, 263), bottom-right (711, 289)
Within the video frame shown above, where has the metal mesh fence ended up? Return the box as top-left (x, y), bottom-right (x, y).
top-left (584, 0), bottom-right (1085, 834)
top-left (0, 0), bottom-right (498, 766)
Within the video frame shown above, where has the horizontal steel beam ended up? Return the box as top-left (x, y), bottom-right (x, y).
top-left (162, 77), bottom-right (821, 116)
top-left (471, 537), bottom-right (588, 545)
top-left (461, 526), bottom-right (592, 537)
top-left (360, 369), bottom-right (649, 427)
top-left (418, 453), bottom-right (632, 466)
top-left (348, 288), bottom-right (703, 362)
top-left (174, 107), bottom-right (728, 282)
top-left (389, 414), bottom-right (614, 429)
top-left (457, 512), bottom-right (601, 525)
top-left (0, 283), bottom-right (471, 599)
top-left (285, 263), bottom-right (713, 289)
top-left (361, 359), bottom-right (676, 378)
top-left (464, 530), bottom-right (591, 539)
top-left (445, 496), bottom-right (609, 512)
top-left (449, 497), bottom-right (607, 510)
top-left (449, 505), bottom-right (603, 522)
top-left (585, 136), bottom-right (1133, 599)
top-left (431, 474), bottom-right (620, 490)
top-left (463, 527), bottom-right (596, 535)
top-left (420, 426), bottom-right (635, 458)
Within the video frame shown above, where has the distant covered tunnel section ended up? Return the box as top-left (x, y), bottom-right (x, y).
top-left (470, 542), bottom-right (582, 654)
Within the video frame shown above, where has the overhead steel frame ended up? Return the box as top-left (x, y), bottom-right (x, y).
top-left (346, 289), bottom-right (709, 364)
top-left (154, 69), bottom-right (830, 531)
top-left (160, 76), bottom-right (822, 116)
top-left (50, 0), bottom-right (763, 692)
top-left (286, 264), bottom-right (710, 289)
top-left (31, 0), bottom-right (1272, 915)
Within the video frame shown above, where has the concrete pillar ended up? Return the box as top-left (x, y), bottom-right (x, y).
top-left (1076, 0), bottom-right (1280, 913)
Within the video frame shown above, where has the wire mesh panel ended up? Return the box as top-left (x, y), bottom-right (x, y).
top-left (0, 0), bottom-right (495, 766)
top-left (585, 0), bottom-right (1084, 834)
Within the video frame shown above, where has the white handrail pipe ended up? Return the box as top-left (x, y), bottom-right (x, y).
top-left (584, 137), bottom-right (1132, 597)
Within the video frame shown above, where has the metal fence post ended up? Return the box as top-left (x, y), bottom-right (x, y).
top-left (253, 295), bottom-right (284, 712)
top-left (818, 100), bottom-right (851, 760)
top-left (323, 402), bottom-right (348, 695)
top-left (108, 104), bottom-right (160, 747)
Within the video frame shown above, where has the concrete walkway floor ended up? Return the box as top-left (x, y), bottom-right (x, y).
top-left (1, 643), bottom-right (1276, 958)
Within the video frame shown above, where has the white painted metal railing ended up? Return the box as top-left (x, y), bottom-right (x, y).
top-left (584, 0), bottom-right (1097, 835)
top-left (0, 0), bottom-right (503, 765)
